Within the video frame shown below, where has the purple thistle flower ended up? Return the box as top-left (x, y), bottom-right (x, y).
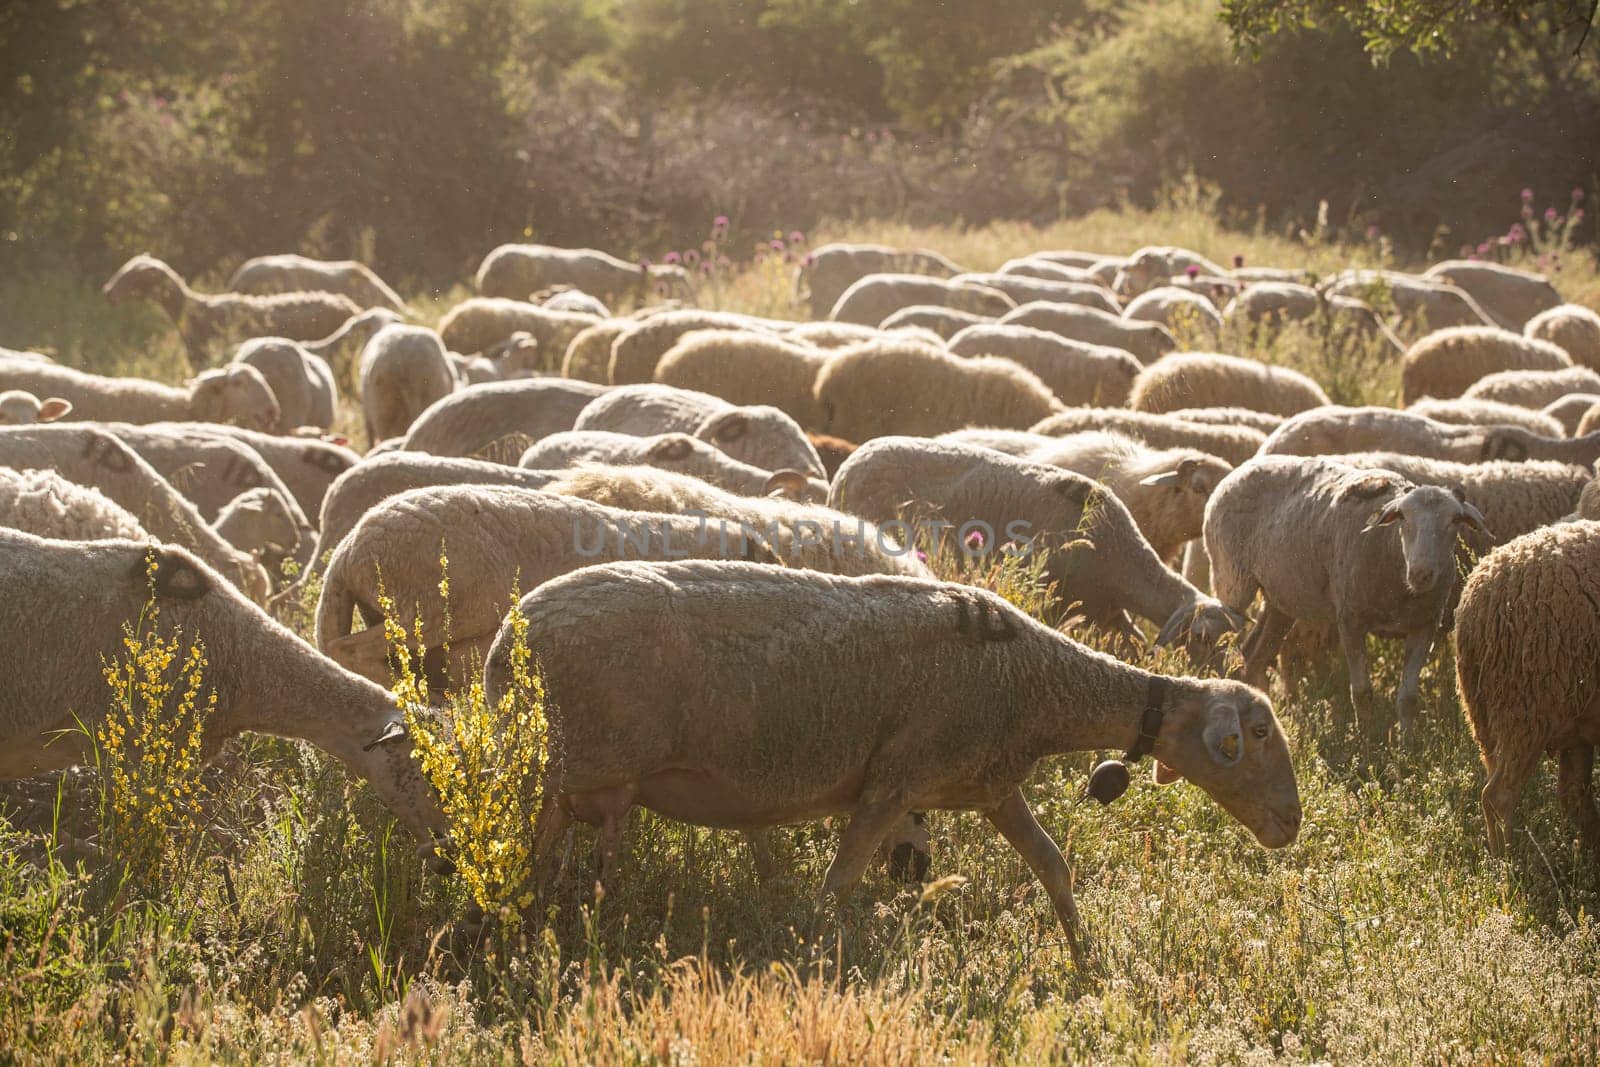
top-left (1232, 254), bottom-right (1244, 268)
top-left (1365, 224), bottom-right (1381, 240)
top-left (1573, 208), bottom-right (1585, 223)
top-left (1508, 223), bottom-right (1527, 243)
top-left (789, 231), bottom-right (805, 245)
top-left (1545, 207), bottom-right (1561, 224)
top-left (684, 249), bottom-right (700, 267)
top-left (700, 261), bottom-right (714, 276)
top-left (770, 239), bottom-right (785, 252)
top-left (802, 252), bottom-right (815, 267)
top-left (964, 529), bottom-right (986, 551)
top-left (712, 215), bottom-right (730, 230)
top-left (1573, 187), bottom-right (1586, 202)
top-left (914, 549), bottom-right (928, 563)
top-left (1477, 241), bottom-right (1492, 255)
top-left (663, 251), bottom-right (681, 265)
top-left (1185, 265), bottom-right (1200, 278)
top-left (1522, 188), bottom-right (1535, 202)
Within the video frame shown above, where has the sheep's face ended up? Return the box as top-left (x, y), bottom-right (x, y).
top-left (0, 390), bottom-right (71, 425)
top-left (1153, 681), bottom-right (1300, 848)
top-left (1154, 597), bottom-right (1247, 665)
top-left (192, 365), bottom-right (282, 432)
top-left (102, 254), bottom-right (175, 304)
top-left (1363, 485), bottom-right (1490, 595)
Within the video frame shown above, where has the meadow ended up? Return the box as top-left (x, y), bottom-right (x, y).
top-left (3, 193), bottom-right (1600, 1063)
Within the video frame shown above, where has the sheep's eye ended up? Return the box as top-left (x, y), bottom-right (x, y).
top-left (1251, 722), bottom-right (1270, 739)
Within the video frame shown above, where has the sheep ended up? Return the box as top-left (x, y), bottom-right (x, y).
top-left (435, 297), bottom-right (598, 363)
top-left (829, 274), bottom-right (1016, 327)
top-left (1025, 432), bottom-right (1234, 562)
top-left (302, 307), bottom-right (404, 387)
top-left (1541, 393), bottom-right (1600, 436)
top-left (575, 383), bottom-right (824, 478)
top-left (97, 422), bottom-right (313, 531)
top-left (1036, 249), bottom-right (1117, 270)
top-left (936, 427), bottom-right (1053, 457)
top-left (175, 423), bottom-right (359, 521)
top-left (1421, 260), bottom-right (1561, 331)
top-left (227, 253), bottom-right (411, 314)
top-left (561, 320), bottom-right (632, 384)
top-left (518, 431), bottom-right (827, 501)
top-left (232, 337), bottom-right (337, 432)
top-left (315, 486), bottom-right (788, 685)
top-left (1405, 397), bottom-right (1565, 437)
top-left (1129, 353), bottom-right (1330, 417)
top-left (1453, 522), bottom-right (1600, 856)
top-left (535, 286), bottom-right (611, 318)
top-left (1399, 326), bottom-right (1573, 404)
top-left (0, 426), bottom-right (269, 600)
top-left (357, 324), bottom-right (458, 444)
top-left (1162, 408), bottom-right (1285, 434)
top-left (999, 302), bottom-right (1177, 364)
top-left (1032, 408), bottom-right (1267, 466)
top-left (400, 377), bottom-right (608, 458)
top-left (798, 243), bottom-right (964, 319)
top-left (1222, 284), bottom-right (1400, 351)
top-left (1324, 270), bottom-right (1495, 338)
top-left (1160, 273), bottom-right (1243, 307)
top-left (808, 433), bottom-right (858, 478)
top-left (481, 558), bottom-right (1299, 961)
top-left (653, 329), bottom-right (829, 427)
top-left (609, 311), bottom-right (785, 386)
top-left (998, 257), bottom-right (1100, 282)
top-left (1525, 304), bottom-right (1600, 371)
top-left (1580, 404), bottom-right (1600, 438)
top-left (0, 391), bottom-right (72, 425)
top-left (0, 530), bottom-right (445, 849)
top-left (1112, 247), bottom-right (1229, 298)
top-left (829, 437), bottom-right (1244, 656)
top-left (101, 254), bottom-right (361, 369)
top-left (0, 357), bottom-right (281, 432)
top-left (948, 272), bottom-right (1119, 314)
top-left (1205, 455), bottom-right (1489, 736)
top-left (0, 466), bottom-right (149, 541)
top-left (946, 324), bottom-right (1140, 407)
top-left (475, 243), bottom-right (693, 304)
top-left (1463, 366), bottom-right (1600, 410)
top-left (812, 339), bottom-right (1061, 441)
top-left (1122, 286), bottom-right (1225, 338)
top-left (1262, 406), bottom-right (1600, 466)
top-left (876, 305), bottom-right (992, 339)
top-left (212, 486), bottom-right (304, 562)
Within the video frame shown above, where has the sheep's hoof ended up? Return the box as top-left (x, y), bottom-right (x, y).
top-left (888, 842), bottom-right (932, 883)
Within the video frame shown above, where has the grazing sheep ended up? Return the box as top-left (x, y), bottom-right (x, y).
top-left (1576, 478), bottom-right (1600, 521)
top-left (227, 253), bottom-right (411, 314)
top-left (946, 324), bottom-right (1140, 407)
top-left (949, 272), bottom-right (1119, 314)
top-left (1332, 452), bottom-right (1588, 544)
top-left (999, 302), bottom-right (1176, 364)
top-left (609, 311), bottom-right (785, 386)
top-left (178, 423), bottom-right (359, 521)
top-left (1463, 366), bottom-right (1600, 410)
top-left (212, 486), bottom-right (303, 562)
top-left (1129, 353), bottom-right (1330, 417)
top-left (482, 559), bottom-right (1298, 961)
top-left (102, 254), bottom-right (360, 369)
top-left (0, 391), bottom-right (72, 425)
top-left (1027, 432), bottom-right (1234, 561)
top-left (435, 297), bottom-right (598, 364)
top-left (575, 383), bottom-right (824, 478)
top-left (232, 337), bottom-right (337, 432)
top-left (316, 486), bottom-right (787, 685)
top-left (0, 358), bottom-right (281, 432)
top-left (1223, 284), bottom-right (1400, 352)
top-left (358, 325), bottom-right (458, 444)
top-left (830, 437), bottom-right (1244, 655)
top-left (1405, 397), bottom-right (1565, 437)
top-left (519, 431), bottom-right (826, 501)
top-left (808, 433), bottom-right (858, 478)
top-left (561, 320), bottom-right (631, 383)
top-left (798, 243), bottom-right (964, 318)
top-left (476, 244), bottom-right (693, 304)
top-left (536, 286), bottom-right (611, 318)
top-left (1205, 455), bottom-right (1489, 735)
top-left (1454, 522), bottom-right (1600, 855)
top-left (1525, 304), bottom-right (1600, 371)
top-left (1032, 408), bottom-right (1267, 467)
top-left (0, 466), bottom-right (149, 541)
top-left (653, 330), bottom-right (829, 427)
top-left (1579, 404), bottom-right (1600, 438)
top-left (876, 305), bottom-right (991, 339)
top-left (998, 257), bottom-right (1099, 282)
top-left (1541, 393), bottom-right (1600, 436)
top-left (937, 427), bottom-right (1055, 457)
top-left (829, 274), bottom-right (1015, 326)
top-left (1162, 407), bottom-right (1285, 434)
top-left (0, 530), bottom-right (445, 848)
top-left (1421, 260), bottom-right (1561, 331)
top-left (400, 377), bottom-right (607, 458)
top-left (1262, 405), bottom-right (1600, 466)
top-left (1037, 250), bottom-right (1118, 270)
top-left (303, 307), bottom-right (405, 387)
top-left (813, 339), bottom-right (1061, 441)
top-left (1324, 270), bottom-right (1495, 338)
top-left (1122, 286), bottom-right (1224, 337)
top-left (1112, 247), bottom-right (1229, 298)
top-left (0, 426), bottom-right (268, 599)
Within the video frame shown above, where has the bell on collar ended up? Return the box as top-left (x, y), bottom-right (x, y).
top-left (1087, 759), bottom-right (1131, 804)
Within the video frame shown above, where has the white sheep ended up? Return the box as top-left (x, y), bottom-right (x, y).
top-left (1205, 455), bottom-right (1489, 736)
top-left (609, 310), bottom-right (787, 385)
top-left (435, 297), bottom-right (598, 362)
top-left (0, 357), bottom-right (282, 432)
top-left (574, 383), bottom-right (824, 477)
top-left (0, 466), bottom-right (149, 541)
top-left (1122, 286), bottom-right (1224, 338)
top-left (177, 423), bottom-right (359, 522)
top-left (1540, 393), bottom-right (1600, 436)
top-left (302, 307), bottom-right (405, 388)
top-left (653, 329), bottom-right (829, 427)
top-left (1525, 303), bottom-right (1600, 371)
top-left (798, 243), bottom-right (964, 318)
top-left (828, 274), bottom-right (1016, 326)
top-left (1400, 326), bottom-right (1574, 404)
top-left (0, 391), bottom-right (72, 425)
top-left (1112, 246), bottom-right (1228, 298)
top-left (1161, 407), bottom-right (1285, 434)
top-left (946, 324), bottom-right (1141, 407)
top-left (1421, 260), bottom-right (1561, 331)
top-left (1032, 408), bottom-right (1267, 466)
top-left (535, 286), bottom-right (611, 318)
top-left (876, 305), bottom-right (992, 338)
top-left (561, 319), bottom-right (633, 383)
top-left (1324, 269), bottom-right (1496, 338)
top-left (232, 337), bottom-right (337, 432)
top-left (358, 324), bottom-right (458, 444)
top-left (1129, 352), bottom-right (1330, 417)
top-left (1404, 397), bottom-right (1565, 437)
top-left (1462, 366), bottom-right (1600, 410)
top-left (476, 243), bottom-right (693, 304)
top-left (227, 253), bottom-right (411, 314)
top-left (999, 302), bottom-right (1176, 364)
top-left (518, 430), bottom-right (827, 500)
top-left (949, 272), bottom-right (1119, 314)
top-left (400, 377), bottom-right (608, 458)
top-left (212, 486), bottom-right (304, 565)
top-left (1261, 405), bottom-right (1600, 466)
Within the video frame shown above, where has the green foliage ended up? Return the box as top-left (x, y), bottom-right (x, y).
top-left (1221, 0), bottom-right (1598, 60)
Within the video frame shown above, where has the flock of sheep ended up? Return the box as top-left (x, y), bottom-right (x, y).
top-left (4, 237), bottom-right (1600, 960)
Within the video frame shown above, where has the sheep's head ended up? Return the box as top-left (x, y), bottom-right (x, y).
top-left (1154, 595), bottom-right (1247, 665)
top-left (1362, 483), bottom-right (1490, 595)
top-left (646, 264), bottom-right (695, 303)
top-left (190, 365), bottom-right (282, 432)
top-left (102, 254), bottom-right (183, 306)
top-left (0, 390), bottom-right (71, 425)
top-left (1150, 678), bottom-right (1300, 848)
top-left (214, 487), bottom-right (303, 560)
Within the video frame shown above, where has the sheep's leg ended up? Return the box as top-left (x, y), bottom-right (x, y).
top-left (817, 792), bottom-right (912, 904)
top-left (1394, 628), bottom-right (1436, 743)
top-left (1336, 615), bottom-right (1373, 724)
top-left (1482, 741), bottom-right (1541, 856)
top-left (986, 786), bottom-right (1087, 969)
top-left (531, 791), bottom-right (574, 889)
top-left (1240, 606), bottom-right (1293, 688)
top-left (1556, 745), bottom-right (1600, 856)
top-left (744, 830), bottom-right (779, 882)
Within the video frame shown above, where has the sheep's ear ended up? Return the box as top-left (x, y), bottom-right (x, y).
top-left (362, 719), bottom-right (407, 752)
top-left (1153, 761), bottom-right (1184, 785)
top-left (37, 398), bottom-right (72, 422)
top-left (711, 412), bottom-right (749, 442)
top-left (648, 435), bottom-right (694, 461)
top-left (1484, 432), bottom-right (1528, 462)
top-left (1203, 703), bottom-right (1244, 767)
top-left (1362, 502), bottom-right (1403, 532)
top-left (143, 548), bottom-right (209, 601)
top-left (1339, 474), bottom-right (1395, 502)
top-left (1139, 470), bottom-right (1182, 488)
top-left (1455, 500), bottom-right (1492, 537)
top-left (763, 470), bottom-right (810, 500)
top-left (1153, 606), bottom-right (1190, 647)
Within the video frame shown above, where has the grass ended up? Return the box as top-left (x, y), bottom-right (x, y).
top-left (2, 200), bottom-right (1600, 1062)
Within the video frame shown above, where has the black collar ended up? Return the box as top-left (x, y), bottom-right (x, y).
top-left (1123, 675), bottom-right (1168, 763)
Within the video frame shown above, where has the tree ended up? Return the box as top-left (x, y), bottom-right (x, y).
top-left (1220, 0), bottom-right (1598, 59)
